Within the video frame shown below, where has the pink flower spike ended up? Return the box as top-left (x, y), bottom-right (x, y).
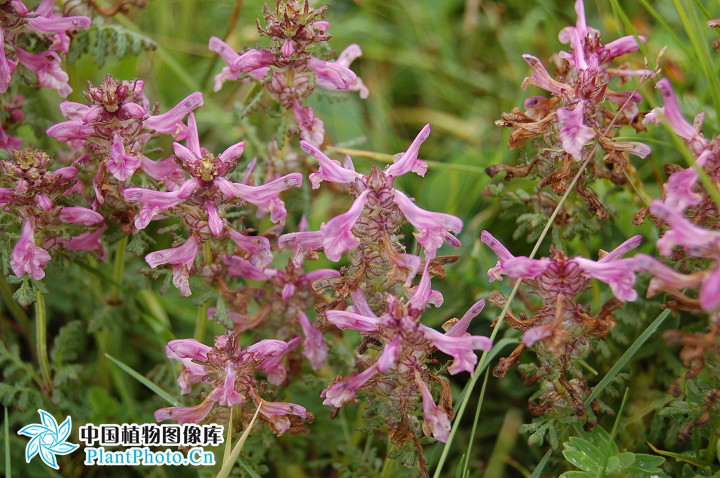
top-left (321, 364), bottom-right (379, 407)
top-left (59, 206), bottom-right (103, 226)
top-left (643, 79), bottom-right (700, 142)
top-left (393, 190), bottom-right (463, 257)
top-left (301, 140), bottom-right (362, 188)
top-left (308, 56), bottom-right (357, 90)
top-left (385, 124), bottom-right (430, 178)
top-left (326, 309), bottom-right (380, 332)
top-left (556, 103), bottom-right (594, 160)
top-left (446, 299), bottom-right (486, 337)
top-left (145, 92), bottom-right (204, 138)
top-left (227, 228), bottom-right (272, 268)
top-left (320, 190), bottom-right (370, 261)
top-left (415, 371), bottom-right (451, 442)
top-left (11, 218), bottom-right (51, 280)
top-left (377, 336), bottom-right (402, 372)
top-left (107, 135), bottom-right (141, 180)
top-left (297, 310), bottom-right (328, 370)
top-left (146, 236), bottom-right (199, 297)
top-left (223, 255), bottom-right (277, 280)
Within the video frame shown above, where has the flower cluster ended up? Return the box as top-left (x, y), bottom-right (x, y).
top-left (47, 75), bottom-right (203, 207)
top-left (155, 334), bottom-right (313, 435)
top-left (0, 0), bottom-right (91, 98)
top-left (489, 0), bottom-right (652, 219)
top-left (0, 147), bottom-right (105, 280)
top-left (123, 112), bottom-right (301, 296)
top-left (482, 231), bottom-right (641, 418)
top-left (210, 0), bottom-right (366, 150)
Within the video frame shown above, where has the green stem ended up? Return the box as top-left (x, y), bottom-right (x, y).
top-left (0, 274), bottom-right (34, 356)
top-left (34, 288), bottom-right (52, 391)
top-left (194, 241), bottom-right (213, 343)
top-left (379, 441), bottom-right (397, 478)
top-left (110, 235), bottom-right (128, 305)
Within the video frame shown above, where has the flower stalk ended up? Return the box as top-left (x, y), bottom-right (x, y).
top-left (34, 288), bottom-right (52, 391)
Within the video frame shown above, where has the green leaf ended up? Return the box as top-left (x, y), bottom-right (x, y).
top-left (104, 354), bottom-right (180, 406)
top-left (563, 447), bottom-right (602, 473)
top-left (559, 471), bottom-right (593, 478)
top-left (50, 321), bottom-right (85, 366)
top-left (4, 407), bottom-right (10, 478)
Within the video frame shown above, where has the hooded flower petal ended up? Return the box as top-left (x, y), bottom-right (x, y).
top-left (293, 101), bottom-right (325, 147)
top-left (556, 103), bottom-right (594, 160)
top-left (321, 364), bottom-right (379, 407)
top-left (385, 124), bottom-right (430, 178)
top-left (145, 92), bottom-right (203, 139)
top-left (223, 255), bottom-right (277, 280)
top-left (146, 236), bottom-right (199, 296)
top-left (59, 206), bottom-right (103, 225)
top-left (393, 190), bottom-right (463, 257)
top-left (301, 140), bottom-right (362, 188)
top-left (225, 173), bottom-right (303, 225)
top-left (415, 372), bottom-right (451, 442)
top-left (298, 310), bottom-right (328, 370)
top-left (308, 56), bottom-right (357, 90)
top-left (643, 79), bottom-right (701, 143)
top-left (420, 325), bottom-right (492, 375)
top-left (123, 179), bottom-right (198, 229)
top-left (227, 228), bottom-right (272, 268)
top-left (377, 336), bottom-right (402, 372)
top-left (320, 190), bottom-right (370, 261)
top-left (155, 389), bottom-right (220, 424)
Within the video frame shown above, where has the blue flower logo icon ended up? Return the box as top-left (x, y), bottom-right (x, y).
top-left (17, 409), bottom-right (79, 469)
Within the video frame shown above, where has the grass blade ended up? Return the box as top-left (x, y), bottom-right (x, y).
top-left (529, 449), bottom-right (551, 478)
top-left (4, 407), bottom-right (11, 478)
top-left (105, 353), bottom-right (180, 406)
top-left (216, 403), bottom-right (263, 478)
top-left (584, 309), bottom-right (671, 408)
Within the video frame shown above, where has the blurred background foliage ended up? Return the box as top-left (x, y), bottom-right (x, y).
top-left (3, 0), bottom-right (720, 477)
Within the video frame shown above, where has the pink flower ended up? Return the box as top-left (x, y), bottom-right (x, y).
top-left (124, 179), bottom-right (199, 229)
top-left (556, 103), bottom-right (594, 160)
top-left (301, 140), bottom-right (362, 188)
top-left (144, 92), bottom-right (204, 139)
top-left (223, 255), bottom-right (277, 281)
top-left (11, 218), bottom-right (51, 280)
top-left (15, 49), bottom-right (72, 97)
top-left (420, 324), bottom-right (492, 375)
top-left (166, 338), bottom-right (211, 394)
top-left (385, 124), bottom-right (430, 177)
top-left (415, 371), bottom-right (451, 442)
top-left (56, 224), bottom-right (107, 261)
top-left (307, 56), bottom-right (357, 90)
top-left (59, 206), bottom-right (103, 226)
top-left (225, 173), bottom-right (303, 225)
top-left (297, 310), bottom-right (328, 370)
top-left (227, 228), bottom-right (272, 268)
top-left (320, 190), bottom-right (370, 261)
top-left (392, 190), bottom-right (463, 258)
top-left (335, 44), bottom-right (368, 98)
top-left (293, 100), bottom-right (325, 147)
top-left (145, 236), bottom-right (199, 296)
top-left (155, 389), bottom-right (220, 425)
top-left (643, 78), bottom-right (704, 144)
top-left (321, 364), bottom-right (379, 407)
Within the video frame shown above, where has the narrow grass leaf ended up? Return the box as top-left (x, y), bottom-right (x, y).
top-left (646, 441), bottom-right (709, 468)
top-left (105, 354), bottom-right (180, 406)
top-left (4, 407), bottom-right (11, 478)
top-left (529, 449), bottom-right (552, 478)
top-left (216, 403), bottom-right (263, 478)
top-left (584, 309), bottom-right (671, 408)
